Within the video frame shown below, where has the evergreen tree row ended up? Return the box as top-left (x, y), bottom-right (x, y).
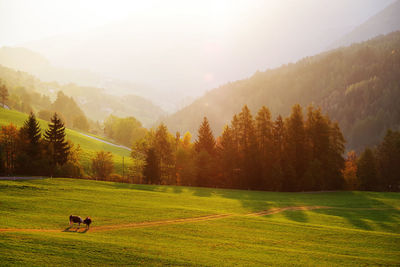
top-left (133, 104), bottom-right (347, 191)
top-left (0, 112), bottom-right (81, 177)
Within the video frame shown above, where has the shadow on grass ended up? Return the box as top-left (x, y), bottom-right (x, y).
top-left (109, 180), bottom-right (399, 232)
top-left (63, 226), bottom-right (88, 234)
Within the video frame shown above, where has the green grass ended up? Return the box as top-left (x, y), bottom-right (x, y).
top-left (0, 178), bottom-right (399, 266)
top-left (0, 108), bottom-right (132, 175)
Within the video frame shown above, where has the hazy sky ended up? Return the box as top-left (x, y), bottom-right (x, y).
top-left (0, 0), bottom-right (394, 46)
top-left (0, 0), bottom-right (396, 111)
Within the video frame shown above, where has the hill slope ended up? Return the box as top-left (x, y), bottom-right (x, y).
top-left (163, 32), bottom-right (400, 151)
top-left (331, 0), bottom-right (400, 48)
top-left (0, 108), bottom-right (131, 174)
top-left (0, 48), bottom-right (165, 126)
top-left (0, 178), bottom-right (399, 265)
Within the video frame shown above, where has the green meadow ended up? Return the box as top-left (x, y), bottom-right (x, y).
top-left (0, 178), bottom-right (399, 266)
top-left (0, 108), bottom-right (132, 175)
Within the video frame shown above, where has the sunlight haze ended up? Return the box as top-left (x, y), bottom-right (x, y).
top-left (0, 0), bottom-right (395, 111)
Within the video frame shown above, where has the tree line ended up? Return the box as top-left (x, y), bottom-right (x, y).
top-left (162, 31), bottom-right (400, 152)
top-left (2, 104), bottom-right (398, 192)
top-left (0, 112), bottom-right (117, 180)
top-left (0, 112), bottom-right (81, 177)
top-left (343, 129), bottom-right (400, 191)
top-left (133, 104), bottom-right (349, 191)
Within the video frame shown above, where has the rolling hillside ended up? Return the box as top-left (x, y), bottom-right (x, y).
top-left (0, 48), bottom-right (165, 126)
top-left (0, 108), bottom-right (132, 175)
top-left (163, 32), bottom-right (400, 151)
top-left (0, 178), bottom-right (399, 265)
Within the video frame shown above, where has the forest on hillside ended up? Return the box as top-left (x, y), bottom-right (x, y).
top-left (0, 64), bottom-right (164, 127)
top-left (163, 31), bottom-right (400, 151)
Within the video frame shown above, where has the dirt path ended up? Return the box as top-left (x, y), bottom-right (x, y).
top-left (0, 206), bottom-right (330, 234)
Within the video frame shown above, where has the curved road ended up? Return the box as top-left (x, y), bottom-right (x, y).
top-left (78, 132), bottom-right (131, 151)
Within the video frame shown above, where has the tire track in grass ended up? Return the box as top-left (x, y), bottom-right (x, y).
top-left (0, 206), bottom-right (395, 233)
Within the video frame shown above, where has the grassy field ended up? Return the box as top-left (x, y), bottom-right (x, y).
top-left (0, 108), bottom-right (132, 175)
top-left (0, 178), bottom-right (399, 266)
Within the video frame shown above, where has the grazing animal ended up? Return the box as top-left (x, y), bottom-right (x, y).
top-left (69, 215), bottom-right (83, 227)
top-left (83, 217), bottom-right (92, 229)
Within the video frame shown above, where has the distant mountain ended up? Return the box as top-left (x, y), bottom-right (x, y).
top-left (19, 1), bottom-right (392, 112)
top-left (0, 47), bottom-right (165, 126)
top-left (331, 0), bottom-right (400, 48)
top-left (162, 32), bottom-right (400, 151)
top-left (0, 46), bottom-right (106, 87)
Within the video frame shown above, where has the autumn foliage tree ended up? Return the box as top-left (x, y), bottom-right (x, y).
top-left (0, 124), bottom-right (18, 175)
top-left (91, 151), bottom-right (114, 180)
top-left (0, 81), bottom-right (9, 108)
top-left (342, 151), bottom-right (359, 190)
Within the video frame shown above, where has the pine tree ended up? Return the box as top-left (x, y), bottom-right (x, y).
top-left (194, 117), bottom-right (216, 187)
top-left (255, 106), bottom-right (273, 189)
top-left (154, 123), bottom-right (173, 184)
top-left (357, 148), bottom-right (377, 190)
top-left (237, 105), bottom-right (258, 189)
top-left (326, 122), bottom-right (345, 189)
top-left (20, 112), bottom-right (42, 158)
top-left (195, 117), bottom-right (216, 155)
top-left (271, 115), bottom-right (285, 191)
top-left (376, 130), bottom-right (400, 191)
top-left (44, 113), bottom-right (70, 174)
top-left (217, 125), bottom-right (236, 187)
top-left (284, 104), bottom-right (307, 191)
top-left (304, 106), bottom-right (330, 190)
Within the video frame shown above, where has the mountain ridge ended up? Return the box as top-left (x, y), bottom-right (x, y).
top-left (162, 31), bottom-right (400, 151)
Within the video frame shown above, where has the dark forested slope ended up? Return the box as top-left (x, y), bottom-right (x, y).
top-left (163, 32), bottom-right (400, 151)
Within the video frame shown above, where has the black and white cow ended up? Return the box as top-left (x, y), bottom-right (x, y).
top-left (69, 215), bottom-right (83, 227)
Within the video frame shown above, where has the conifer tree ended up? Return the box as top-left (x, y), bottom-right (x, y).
top-left (304, 106), bottom-right (330, 190)
top-left (255, 106), bottom-right (273, 189)
top-left (357, 148), bottom-right (377, 190)
top-left (217, 126), bottom-right (236, 187)
top-left (154, 123), bottom-right (173, 184)
top-left (230, 114), bottom-right (240, 156)
top-left (237, 105), bottom-right (258, 189)
top-left (376, 130), bottom-right (400, 190)
top-left (326, 122), bottom-right (345, 189)
top-left (195, 117), bottom-right (216, 155)
top-left (44, 113), bottom-right (70, 174)
top-left (284, 104), bottom-right (307, 191)
top-left (20, 112), bottom-right (42, 158)
top-left (194, 117), bottom-right (216, 187)
top-left (271, 115), bottom-right (285, 191)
